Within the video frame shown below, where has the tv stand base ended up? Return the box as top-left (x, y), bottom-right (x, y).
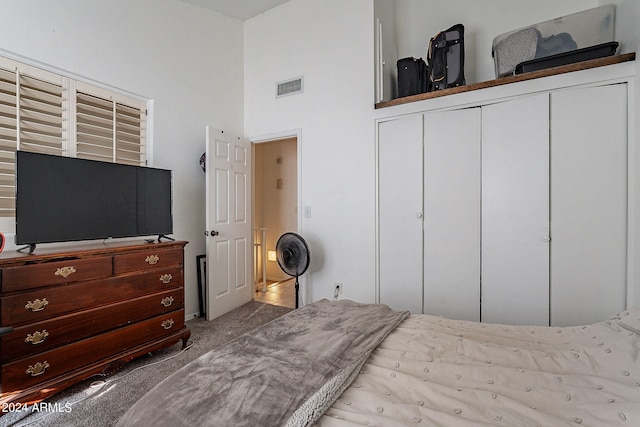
top-left (16, 244), bottom-right (35, 254)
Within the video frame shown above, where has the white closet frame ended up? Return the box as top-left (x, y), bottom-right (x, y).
top-left (375, 61), bottom-right (637, 324)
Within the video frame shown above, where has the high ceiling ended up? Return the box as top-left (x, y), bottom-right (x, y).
top-left (178, 0), bottom-right (290, 20)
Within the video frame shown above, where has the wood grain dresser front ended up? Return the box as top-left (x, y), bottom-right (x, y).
top-left (0, 240), bottom-right (190, 406)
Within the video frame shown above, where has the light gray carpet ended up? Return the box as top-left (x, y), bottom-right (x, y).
top-left (2, 301), bottom-right (293, 427)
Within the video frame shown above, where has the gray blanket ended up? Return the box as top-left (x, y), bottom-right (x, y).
top-left (117, 299), bottom-right (409, 427)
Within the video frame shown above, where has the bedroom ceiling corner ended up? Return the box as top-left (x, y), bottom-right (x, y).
top-left (177, 0), bottom-right (290, 20)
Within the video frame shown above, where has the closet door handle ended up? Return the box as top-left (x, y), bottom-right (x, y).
top-left (416, 212), bottom-right (423, 219)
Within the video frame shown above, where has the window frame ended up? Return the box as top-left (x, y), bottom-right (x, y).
top-left (0, 51), bottom-right (150, 222)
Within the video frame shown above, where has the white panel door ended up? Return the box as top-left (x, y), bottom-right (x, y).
top-left (206, 127), bottom-right (252, 320)
top-left (482, 94), bottom-right (550, 325)
top-left (378, 114), bottom-right (423, 313)
top-left (423, 108), bottom-right (481, 321)
top-left (550, 84), bottom-right (627, 326)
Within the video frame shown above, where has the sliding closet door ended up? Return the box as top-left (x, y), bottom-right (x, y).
top-left (378, 114), bottom-right (423, 313)
top-left (482, 94), bottom-right (550, 325)
top-left (550, 83), bottom-right (627, 326)
top-left (423, 108), bottom-right (481, 321)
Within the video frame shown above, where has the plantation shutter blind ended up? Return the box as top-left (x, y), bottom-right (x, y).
top-left (75, 85), bottom-right (146, 165)
top-left (0, 64), bottom-right (64, 216)
top-left (0, 67), bottom-right (17, 216)
top-left (0, 55), bottom-right (148, 217)
top-left (116, 102), bottom-right (146, 165)
top-left (18, 74), bottom-right (64, 155)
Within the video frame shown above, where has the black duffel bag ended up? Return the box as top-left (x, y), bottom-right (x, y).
top-left (427, 23), bottom-right (465, 91)
top-left (397, 57), bottom-right (428, 98)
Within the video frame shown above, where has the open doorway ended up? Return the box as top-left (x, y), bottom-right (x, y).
top-left (253, 137), bottom-right (298, 308)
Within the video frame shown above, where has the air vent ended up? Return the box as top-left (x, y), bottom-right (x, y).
top-left (276, 76), bottom-right (304, 98)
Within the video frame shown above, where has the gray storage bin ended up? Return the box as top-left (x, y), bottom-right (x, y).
top-left (492, 4), bottom-right (615, 78)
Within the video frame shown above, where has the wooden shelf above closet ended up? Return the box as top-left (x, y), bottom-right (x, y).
top-left (375, 52), bottom-right (636, 109)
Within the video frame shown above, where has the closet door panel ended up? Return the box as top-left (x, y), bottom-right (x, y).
top-left (550, 84), bottom-right (627, 326)
top-left (482, 94), bottom-right (550, 325)
top-left (423, 108), bottom-right (481, 321)
top-left (378, 114), bottom-right (424, 313)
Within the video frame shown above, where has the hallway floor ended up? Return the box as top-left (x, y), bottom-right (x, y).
top-left (254, 278), bottom-right (296, 309)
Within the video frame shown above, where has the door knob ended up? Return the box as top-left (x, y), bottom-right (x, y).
top-left (210, 230), bottom-right (219, 237)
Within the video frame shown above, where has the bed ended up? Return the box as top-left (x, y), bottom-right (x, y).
top-left (117, 299), bottom-right (640, 426)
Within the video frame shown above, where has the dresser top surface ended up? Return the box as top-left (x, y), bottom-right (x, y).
top-left (0, 240), bottom-right (188, 266)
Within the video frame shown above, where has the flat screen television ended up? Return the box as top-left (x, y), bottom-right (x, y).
top-left (15, 151), bottom-right (173, 252)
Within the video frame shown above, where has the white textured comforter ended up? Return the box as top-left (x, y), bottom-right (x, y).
top-left (317, 307), bottom-right (640, 426)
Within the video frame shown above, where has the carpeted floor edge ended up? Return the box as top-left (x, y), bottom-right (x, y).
top-left (2, 301), bottom-right (293, 427)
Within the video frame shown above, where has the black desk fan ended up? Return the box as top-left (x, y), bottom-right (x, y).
top-left (276, 232), bottom-right (310, 309)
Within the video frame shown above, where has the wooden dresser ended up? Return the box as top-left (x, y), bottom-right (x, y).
top-left (0, 240), bottom-right (190, 406)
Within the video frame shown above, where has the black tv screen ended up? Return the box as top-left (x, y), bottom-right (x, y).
top-left (15, 151), bottom-right (173, 246)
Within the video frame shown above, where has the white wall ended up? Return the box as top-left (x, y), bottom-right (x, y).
top-left (374, 0), bottom-right (398, 101)
top-left (2, 0), bottom-right (635, 315)
top-left (246, 0), bottom-right (640, 309)
top-left (608, 0), bottom-right (639, 54)
top-left (245, 0), bottom-right (377, 304)
top-left (608, 0), bottom-right (640, 307)
top-left (0, 0), bottom-right (244, 318)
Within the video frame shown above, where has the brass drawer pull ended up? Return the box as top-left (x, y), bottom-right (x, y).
top-left (146, 255), bottom-right (160, 265)
top-left (26, 361), bottom-right (50, 377)
top-left (161, 296), bottom-right (174, 307)
top-left (159, 273), bottom-right (172, 284)
top-left (54, 266), bottom-right (76, 278)
top-left (25, 298), bottom-right (49, 312)
top-left (161, 318), bottom-right (174, 330)
top-left (25, 330), bottom-right (49, 345)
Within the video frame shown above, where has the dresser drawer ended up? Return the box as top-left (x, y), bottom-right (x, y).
top-left (114, 247), bottom-right (183, 274)
top-left (1, 288), bottom-right (184, 363)
top-left (1, 256), bottom-right (113, 293)
top-left (1, 268), bottom-right (183, 327)
top-left (1, 310), bottom-right (185, 393)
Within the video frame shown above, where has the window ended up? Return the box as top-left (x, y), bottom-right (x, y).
top-left (0, 55), bottom-right (148, 217)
